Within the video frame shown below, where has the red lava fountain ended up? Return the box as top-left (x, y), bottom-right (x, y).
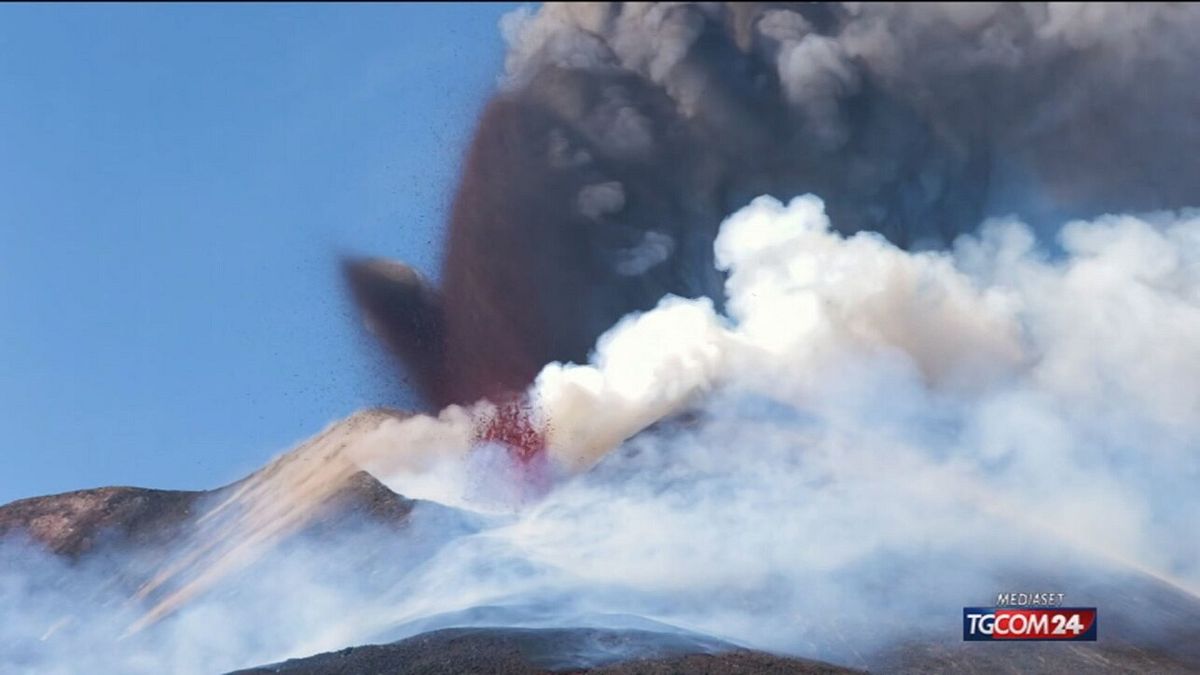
top-left (474, 396), bottom-right (547, 465)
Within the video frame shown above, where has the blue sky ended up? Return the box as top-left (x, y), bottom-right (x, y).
top-left (0, 4), bottom-right (519, 503)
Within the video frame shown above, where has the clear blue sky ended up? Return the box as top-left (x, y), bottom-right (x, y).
top-left (0, 4), bottom-right (520, 503)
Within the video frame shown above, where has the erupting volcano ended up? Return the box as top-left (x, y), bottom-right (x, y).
top-left (5, 3), bottom-right (1200, 674)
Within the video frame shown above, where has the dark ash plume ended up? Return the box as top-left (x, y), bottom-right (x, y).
top-left (347, 2), bottom-right (1200, 408)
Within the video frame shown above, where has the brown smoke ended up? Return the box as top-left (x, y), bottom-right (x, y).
top-left (347, 3), bottom-right (1200, 411)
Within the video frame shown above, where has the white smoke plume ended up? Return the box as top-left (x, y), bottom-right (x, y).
top-left (352, 195), bottom-right (1200, 659)
top-left (8, 194), bottom-right (1197, 672)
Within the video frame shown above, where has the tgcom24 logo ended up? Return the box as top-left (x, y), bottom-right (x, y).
top-left (963, 592), bottom-right (1097, 642)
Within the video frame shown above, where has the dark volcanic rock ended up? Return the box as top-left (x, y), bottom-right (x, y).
top-left (229, 625), bottom-right (1200, 675)
top-left (0, 484), bottom-right (205, 557)
top-left (873, 641), bottom-right (1199, 674)
top-left (0, 408), bottom-right (416, 560)
top-left (229, 627), bottom-right (859, 675)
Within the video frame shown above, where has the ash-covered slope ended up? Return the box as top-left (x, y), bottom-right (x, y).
top-left (229, 622), bottom-right (1200, 675)
top-left (875, 641), bottom-right (1199, 675)
top-left (0, 442), bottom-right (414, 560)
top-left (0, 484), bottom-right (206, 558)
top-left (0, 471), bottom-right (411, 560)
top-left (230, 626), bottom-right (859, 675)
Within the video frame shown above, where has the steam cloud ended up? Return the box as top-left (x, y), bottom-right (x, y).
top-left (10, 196), bottom-right (1200, 672)
top-left (6, 3), bottom-right (1200, 673)
top-left (351, 1), bottom-right (1200, 409)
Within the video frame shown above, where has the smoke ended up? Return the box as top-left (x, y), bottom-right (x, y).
top-left (12, 196), bottom-right (1198, 672)
top-left (358, 196), bottom-right (1200, 656)
top-left (0, 502), bottom-right (480, 674)
top-left (502, 1), bottom-right (1200, 224)
top-left (350, 2), bottom-right (1200, 409)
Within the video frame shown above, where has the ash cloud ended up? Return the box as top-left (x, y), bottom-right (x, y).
top-left (351, 2), bottom-right (1200, 409)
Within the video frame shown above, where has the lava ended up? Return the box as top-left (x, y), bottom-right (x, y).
top-left (474, 396), bottom-right (547, 465)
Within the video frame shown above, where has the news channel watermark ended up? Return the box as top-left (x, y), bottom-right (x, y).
top-left (963, 592), bottom-right (1097, 641)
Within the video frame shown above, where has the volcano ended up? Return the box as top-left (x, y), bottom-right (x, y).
top-left (7, 3), bottom-right (1200, 673)
top-left (4, 412), bottom-right (1200, 673)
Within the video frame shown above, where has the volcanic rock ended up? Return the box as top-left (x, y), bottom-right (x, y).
top-left (229, 627), bottom-right (859, 675)
top-left (0, 412), bottom-right (414, 560)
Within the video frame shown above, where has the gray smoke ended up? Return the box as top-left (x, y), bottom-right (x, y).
top-left (348, 2), bottom-right (1200, 409)
top-left (501, 1), bottom-right (1200, 254)
top-left (346, 2), bottom-right (1200, 408)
